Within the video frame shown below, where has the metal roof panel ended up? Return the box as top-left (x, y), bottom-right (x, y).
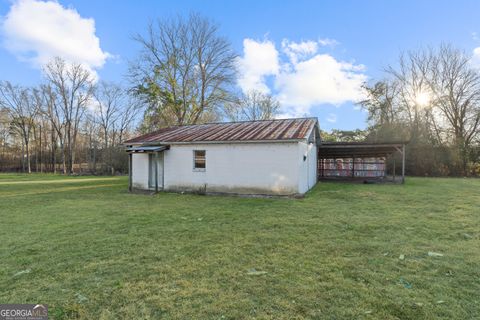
top-left (124, 118), bottom-right (318, 144)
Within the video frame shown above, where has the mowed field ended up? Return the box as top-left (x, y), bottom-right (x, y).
top-left (0, 174), bottom-right (479, 319)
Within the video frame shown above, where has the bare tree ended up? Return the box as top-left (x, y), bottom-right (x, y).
top-left (129, 13), bottom-right (237, 129)
top-left (92, 82), bottom-right (143, 172)
top-left (224, 90), bottom-right (280, 121)
top-left (386, 50), bottom-right (433, 132)
top-left (0, 80), bottom-right (141, 174)
top-left (41, 84), bottom-right (64, 173)
top-left (0, 108), bottom-right (10, 169)
top-left (427, 45), bottom-right (480, 172)
top-left (118, 96), bottom-right (143, 144)
top-left (93, 82), bottom-right (123, 150)
top-left (360, 44), bottom-right (480, 175)
top-left (390, 46), bottom-right (480, 173)
top-left (83, 112), bottom-right (100, 173)
top-left (44, 57), bottom-right (94, 174)
top-left (360, 81), bottom-right (401, 126)
top-left (0, 81), bottom-right (40, 173)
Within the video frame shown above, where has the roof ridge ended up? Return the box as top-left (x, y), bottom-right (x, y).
top-left (159, 117), bottom-right (317, 127)
top-left (202, 117), bottom-right (318, 126)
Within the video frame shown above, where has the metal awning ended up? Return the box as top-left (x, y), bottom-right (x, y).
top-left (126, 145), bottom-right (169, 153)
top-left (318, 142), bottom-right (405, 158)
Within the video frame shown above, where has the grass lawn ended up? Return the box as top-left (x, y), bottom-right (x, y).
top-left (0, 174), bottom-right (479, 319)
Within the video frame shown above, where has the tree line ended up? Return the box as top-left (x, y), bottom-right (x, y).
top-left (0, 58), bottom-right (141, 174)
top-left (329, 45), bottom-right (480, 176)
top-left (1, 13), bottom-right (478, 176)
top-left (0, 13), bottom-right (279, 174)
top-left (361, 45), bottom-right (480, 176)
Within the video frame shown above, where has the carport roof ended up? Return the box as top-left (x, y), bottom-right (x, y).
top-left (318, 142), bottom-right (407, 158)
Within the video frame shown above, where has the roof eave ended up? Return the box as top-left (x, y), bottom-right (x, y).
top-left (303, 119), bottom-right (321, 145)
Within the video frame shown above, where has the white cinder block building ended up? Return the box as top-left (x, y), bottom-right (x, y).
top-left (124, 118), bottom-right (320, 196)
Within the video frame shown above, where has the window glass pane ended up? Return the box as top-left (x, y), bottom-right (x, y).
top-left (194, 150), bottom-right (206, 169)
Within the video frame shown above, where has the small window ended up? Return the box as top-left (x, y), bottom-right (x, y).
top-left (193, 150), bottom-right (206, 170)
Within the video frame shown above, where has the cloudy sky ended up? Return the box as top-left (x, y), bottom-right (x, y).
top-left (1, 0), bottom-right (480, 130)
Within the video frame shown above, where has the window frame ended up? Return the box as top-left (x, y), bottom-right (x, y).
top-left (193, 150), bottom-right (206, 171)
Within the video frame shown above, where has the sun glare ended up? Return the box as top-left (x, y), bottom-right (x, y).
top-left (415, 91), bottom-right (431, 107)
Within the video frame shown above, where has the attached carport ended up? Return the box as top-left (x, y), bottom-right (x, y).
top-left (318, 142), bottom-right (407, 183)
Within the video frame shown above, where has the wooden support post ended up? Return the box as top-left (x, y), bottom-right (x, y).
top-left (334, 157), bottom-right (336, 177)
top-left (322, 158), bottom-right (324, 177)
top-left (128, 152), bottom-right (132, 192)
top-left (402, 144), bottom-right (406, 184)
top-left (318, 158), bottom-right (321, 179)
top-left (384, 157), bottom-right (387, 178)
top-left (393, 158), bottom-right (396, 182)
top-left (352, 156), bottom-right (355, 178)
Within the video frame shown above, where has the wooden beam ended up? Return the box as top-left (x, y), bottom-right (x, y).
top-left (352, 156), bottom-right (355, 178)
top-left (384, 156), bottom-right (387, 178)
top-left (393, 158), bottom-right (396, 182)
top-left (321, 143), bottom-right (404, 149)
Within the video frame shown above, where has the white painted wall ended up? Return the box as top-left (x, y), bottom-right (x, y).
top-left (298, 141), bottom-right (318, 194)
top-left (163, 142), bottom-right (301, 195)
top-left (132, 153), bottom-right (149, 189)
top-left (156, 152), bottom-right (164, 188)
top-left (308, 143), bottom-right (318, 189)
top-left (131, 141), bottom-right (318, 195)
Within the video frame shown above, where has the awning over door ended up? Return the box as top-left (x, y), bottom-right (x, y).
top-left (126, 145), bottom-right (169, 153)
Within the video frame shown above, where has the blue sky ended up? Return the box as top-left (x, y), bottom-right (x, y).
top-left (1, 0), bottom-right (480, 131)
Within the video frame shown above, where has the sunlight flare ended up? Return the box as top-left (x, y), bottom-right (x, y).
top-left (415, 90), bottom-right (432, 107)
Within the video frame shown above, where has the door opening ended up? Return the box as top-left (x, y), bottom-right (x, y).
top-left (148, 153), bottom-right (163, 191)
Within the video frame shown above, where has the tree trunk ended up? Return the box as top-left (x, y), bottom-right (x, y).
top-left (93, 145), bottom-right (97, 174)
top-left (25, 138), bottom-right (31, 174)
top-left (61, 143), bottom-right (66, 174)
top-left (21, 141), bottom-right (25, 173)
top-left (39, 124), bottom-right (43, 173)
top-left (33, 125), bottom-right (38, 173)
top-left (51, 128), bottom-right (57, 174)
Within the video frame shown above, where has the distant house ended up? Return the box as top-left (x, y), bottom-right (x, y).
top-left (124, 118), bottom-right (320, 195)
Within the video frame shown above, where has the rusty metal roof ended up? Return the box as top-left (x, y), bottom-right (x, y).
top-left (124, 118), bottom-right (319, 144)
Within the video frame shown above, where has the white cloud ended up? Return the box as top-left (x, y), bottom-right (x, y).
top-left (1, 0), bottom-right (110, 72)
top-left (236, 38), bottom-right (279, 93)
top-left (326, 113), bottom-right (337, 123)
top-left (237, 38), bottom-right (367, 117)
top-left (472, 47), bottom-right (480, 68)
top-left (276, 53), bottom-right (367, 116)
top-left (318, 38), bottom-right (339, 47)
top-left (281, 39), bottom-right (318, 64)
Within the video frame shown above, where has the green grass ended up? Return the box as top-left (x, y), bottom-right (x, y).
top-left (0, 174), bottom-right (479, 319)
